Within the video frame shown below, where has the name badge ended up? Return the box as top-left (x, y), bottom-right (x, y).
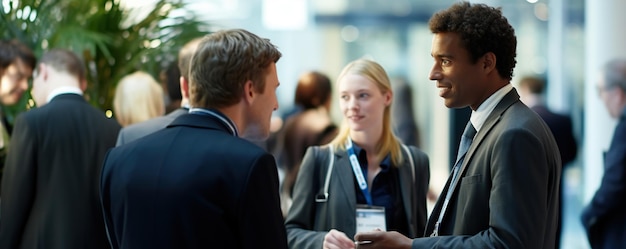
top-left (356, 205), bottom-right (386, 233)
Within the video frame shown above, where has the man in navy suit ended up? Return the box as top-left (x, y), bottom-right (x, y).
top-left (0, 49), bottom-right (121, 249)
top-left (115, 38), bottom-right (202, 146)
top-left (100, 29), bottom-right (288, 249)
top-left (581, 59), bottom-right (626, 249)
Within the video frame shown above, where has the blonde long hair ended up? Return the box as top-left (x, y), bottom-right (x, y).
top-left (114, 71), bottom-right (165, 126)
top-left (329, 59), bottom-right (404, 166)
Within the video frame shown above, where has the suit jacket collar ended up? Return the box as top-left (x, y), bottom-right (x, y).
top-left (47, 87), bottom-right (83, 103)
top-left (448, 89), bottom-right (520, 197)
top-left (48, 93), bottom-right (86, 103)
top-left (166, 108), bottom-right (188, 119)
top-left (166, 113), bottom-right (233, 135)
top-left (187, 108), bottom-right (238, 136)
top-left (465, 88), bottom-right (520, 165)
top-left (426, 89), bottom-right (522, 235)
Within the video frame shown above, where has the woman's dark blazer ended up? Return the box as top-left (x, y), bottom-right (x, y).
top-left (285, 144), bottom-right (430, 249)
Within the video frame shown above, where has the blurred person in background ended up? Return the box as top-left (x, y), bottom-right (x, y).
top-left (100, 29), bottom-right (287, 249)
top-left (518, 75), bottom-right (577, 165)
top-left (161, 60), bottom-right (182, 114)
top-left (0, 39), bottom-right (36, 187)
top-left (518, 75), bottom-right (578, 249)
top-left (113, 71), bottom-right (165, 127)
top-left (277, 70), bottom-right (338, 216)
top-left (581, 58), bottom-right (626, 249)
top-left (115, 38), bottom-right (201, 146)
top-left (0, 48), bottom-right (121, 249)
top-left (391, 77), bottom-right (421, 148)
top-left (285, 59), bottom-right (430, 249)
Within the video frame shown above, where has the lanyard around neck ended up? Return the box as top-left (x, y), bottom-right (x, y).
top-left (346, 138), bottom-right (373, 206)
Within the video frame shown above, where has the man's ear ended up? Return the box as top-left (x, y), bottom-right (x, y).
top-left (38, 63), bottom-right (50, 82)
top-left (79, 79), bottom-right (87, 92)
top-left (243, 80), bottom-right (255, 104)
top-left (482, 52), bottom-right (497, 74)
top-left (180, 76), bottom-right (189, 99)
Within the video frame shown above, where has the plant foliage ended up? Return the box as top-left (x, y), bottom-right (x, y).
top-left (0, 0), bottom-right (209, 115)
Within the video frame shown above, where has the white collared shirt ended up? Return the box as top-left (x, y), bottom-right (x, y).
top-left (46, 86), bottom-right (83, 103)
top-left (470, 84), bottom-right (514, 132)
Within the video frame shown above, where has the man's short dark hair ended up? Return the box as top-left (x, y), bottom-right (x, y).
top-left (189, 29), bottom-right (282, 108)
top-left (0, 40), bottom-right (36, 72)
top-left (429, 1), bottom-right (517, 80)
top-left (39, 49), bottom-right (86, 82)
top-left (294, 71), bottom-right (332, 110)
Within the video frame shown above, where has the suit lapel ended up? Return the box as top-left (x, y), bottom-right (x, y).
top-left (334, 147), bottom-right (357, 212)
top-left (429, 88), bottom-right (521, 235)
top-left (461, 89), bottom-right (520, 175)
top-left (397, 150), bottom-right (416, 236)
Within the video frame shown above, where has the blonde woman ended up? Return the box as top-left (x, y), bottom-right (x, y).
top-left (114, 71), bottom-right (165, 127)
top-left (285, 59), bottom-right (430, 249)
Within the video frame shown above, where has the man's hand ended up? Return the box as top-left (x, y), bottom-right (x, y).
top-left (324, 229), bottom-right (355, 249)
top-left (354, 231), bottom-right (413, 249)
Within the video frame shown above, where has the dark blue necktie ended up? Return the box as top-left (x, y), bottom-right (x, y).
top-left (431, 121), bottom-right (477, 237)
top-left (451, 121), bottom-right (477, 183)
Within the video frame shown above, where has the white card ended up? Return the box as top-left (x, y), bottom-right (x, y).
top-left (356, 205), bottom-right (386, 234)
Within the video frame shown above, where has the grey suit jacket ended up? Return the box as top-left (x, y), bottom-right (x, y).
top-left (285, 144), bottom-right (430, 249)
top-left (116, 108), bottom-right (187, 146)
top-left (414, 89), bottom-right (561, 248)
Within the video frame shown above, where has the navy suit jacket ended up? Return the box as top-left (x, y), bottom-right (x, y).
top-left (100, 112), bottom-right (288, 249)
top-left (0, 93), bottom-right (121, 249)
top-left (414, 89), bottom-right (561, 248)
top-left (581, 109), bottom-right (626, 249)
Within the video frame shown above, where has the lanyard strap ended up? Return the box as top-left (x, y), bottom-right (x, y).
top-left (346, 138), bottom-right (373, 206)
top-left (189, 108), bottom-right (238, 137)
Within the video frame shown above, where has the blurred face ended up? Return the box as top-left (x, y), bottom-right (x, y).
top-left (339, 73), bottom-right (390, 134)
top-left (245, 63), bottom-right (280, 140)
top-left (597, 76), bottom-right (625, 119)
top-left (429, 32), bottom-right (489, 110)
top-left (0, 59), bottom-right (32, 105)
top-left (30, 64), bottom-right (47, 107)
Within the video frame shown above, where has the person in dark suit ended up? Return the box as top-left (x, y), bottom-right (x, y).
top-left (355, 2), bottom-right (561, 248)
top-left (391, 77), bottom-right (421, 148)
top-left (162, 60), bottom-right (182, 114)
top-left (0, 49), bottom-right (121, 249)
top-left (519, 75), bottom-right (578, 165)
top-left (100, 29), bottom-right (288, 249)
top-left (115, 38), bottom-right (201, 146)
top-left (581, 58), bottom-right (626, 249)
top-left (0, 39), bottom-right (36, 187)
top-left (518, 75), bottom-right (578, 249)
top-left (285, 59), bottom-right (430, 249)
top-left (276, 70), bottom-right (337, 215)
